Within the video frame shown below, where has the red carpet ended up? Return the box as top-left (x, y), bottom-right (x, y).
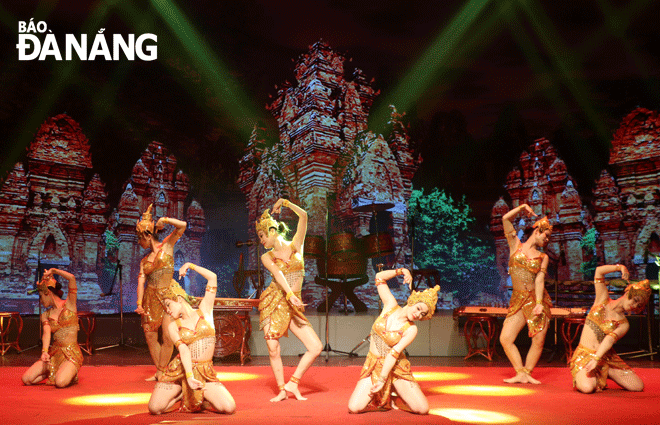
top-left (2, 365), bottom-right (660, 425)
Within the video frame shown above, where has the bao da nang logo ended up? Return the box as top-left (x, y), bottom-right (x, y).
top-left (16, 19), bottom-right (157, 61)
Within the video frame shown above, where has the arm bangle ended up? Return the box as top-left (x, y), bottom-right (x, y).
top-left (594, 277), bottom-right (606, 284)
top-left (388, 348), bottom-right (401, 359)
top-left (395, 268), bottom-right (404, 276)
top-left (205, 286), bottom-right (217, 293)
top-left (174, 340), bottom-right (183, 349)
top-left (375, 278), bottom-right (387, 286)
top-left (607, 332), bottom-right (620, 342)
top-left (535, 299), bottom-right (543, 305)
top-left (286, 291), bottom-right (294, 301)
top-left (185, 371), bottom-right (193, 379)
top-left (283, 200), bottom-right (290, 208)
top-left (189, 264), bottom-right (195, 271)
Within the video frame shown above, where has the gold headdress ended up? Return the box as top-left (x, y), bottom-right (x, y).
top-left (36, 276), bottom-right (57, 294)
top-left (533, 216), bottom-right (553, 233)
top-left (625, 279), bottom-right (652, 307)
top-left (136, 204), bottom-right (155, 237)
top-left (255, 209), bottom-right (277, 235)
top-left (407, 285), bottom-right (440, 320)
top-left (162, 279), bottom-right (196, 305)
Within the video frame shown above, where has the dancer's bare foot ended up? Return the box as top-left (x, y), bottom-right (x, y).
top-left (526, 374), bottom-right (542, 384)
top-left (270, 389), bottom-right (287, 402)
top-left (283, 381), bottom-right (307, 401)
top-left (503, 372), bottom-right (528, 384)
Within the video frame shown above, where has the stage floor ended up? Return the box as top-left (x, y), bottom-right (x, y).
top-left (2, 349), bottom-right (660, 425)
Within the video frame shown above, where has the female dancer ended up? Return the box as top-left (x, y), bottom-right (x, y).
top-left (500, 204), bottom-right (553, 384)
top-left (148, 262), bottom-right (236, 414)
top-left (570, 264), bottom-right (650, 393)
top-left (348, 268), bottom-right (437, 414)
top-left (135, 204), bottom-right (188, 381)
top-left (256, 198), bottom-right (323, 402)
top-left (22, 268), bottom-right (82, 388)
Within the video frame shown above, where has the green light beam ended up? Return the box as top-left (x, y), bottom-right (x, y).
top-left (372, 0), bottom-right (493, 127)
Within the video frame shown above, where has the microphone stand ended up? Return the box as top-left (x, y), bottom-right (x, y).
top-left (97, 262), bottom-right (139, 351)
top-left (20, 259), bottom-right (45, 353)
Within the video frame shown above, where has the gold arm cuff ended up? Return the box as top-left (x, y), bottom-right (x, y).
top-left (286, 292), bottom-right (294, 301)
top-left (185, 371), bottom-right (193, 379)
top-left (375, 278), bottom-right (387, 286)
top-left (283, 199), bottom-right (290, 208)
top-left (388, 348), bottom-right (401, 359)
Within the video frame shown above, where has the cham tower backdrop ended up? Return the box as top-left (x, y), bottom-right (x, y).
top-left (491, 107), bottom-right (660, 292)
top-left (0, 115), bottom-right (206, 314)
top-left (238, 41), bottom-right (420, 309)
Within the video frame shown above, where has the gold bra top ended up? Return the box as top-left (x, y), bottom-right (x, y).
top-left (371, 306), bottom-right (412, 348)
top-left (586, 302), bottom-right (626, 335)
top-left (268, 247), bottom-right (304, 275)
top-left (508, 246), bottom-right (544, 275)
top-left (48, 306), bottom-right (78, 333)
top-left (176, 310), bottom-right (215, 345)
top-left (142, 249), bottom-right (174, 276)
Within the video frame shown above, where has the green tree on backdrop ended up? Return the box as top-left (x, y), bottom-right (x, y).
top-left (408, 188), bottom-right (498, 303)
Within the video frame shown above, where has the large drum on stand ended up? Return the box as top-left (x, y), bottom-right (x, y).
top-left (303, 235), bottom-right (325, 259)
top-left (328, 232), bottom-right (361, 261)
top-left (361, 232), bottom-right (394, 258)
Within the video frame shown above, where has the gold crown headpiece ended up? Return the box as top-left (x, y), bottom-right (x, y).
top-left (625, 279), bottom-right (652, 306)
top-left (162, 279), bottom-right (196, 306)
top-left (36, 276), bottom-right (57, 294)
top-left (255, 209), bottom-right (278, 235)
top-left (136, 204), bottom-right (155, 236)
top-left (407, 285), bottom-right (440, 320)
top-left (533, 216), bottom-right (553, 233)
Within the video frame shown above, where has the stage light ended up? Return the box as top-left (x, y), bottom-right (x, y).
top-left (215, 371), bottom-right (261, 381)
top-left (413, 371), bottom-right (471, 381)
top-left (430, 384), bottom-right (535, 396)
top-left (64, 392), bottom-right (151, 406)
top-left (430, 408), bottom-right (520, 424)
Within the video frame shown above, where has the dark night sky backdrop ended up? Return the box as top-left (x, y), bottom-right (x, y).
top-left (1, 1), bottom-right (659, 262)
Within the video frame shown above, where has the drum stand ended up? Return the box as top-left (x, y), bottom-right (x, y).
top-left (320, 194), bottom-right (353, 361)
top-left (347, 203), bottom-right (391, 357)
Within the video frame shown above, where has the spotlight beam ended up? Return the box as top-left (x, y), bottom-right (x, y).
top-left (372, 0), bottom-right (494, 128)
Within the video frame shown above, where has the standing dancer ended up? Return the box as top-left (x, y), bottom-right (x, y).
top-left (148, 262), bottom-right (236, 414)
top-left (22, 268), bottom-right (82, 388)
top-left (256, 199), bottom-right (323, 402)
top-left (348, 268), bottom-right (437, 414)
top-left (135, 204), bottom-right (187, 381)
top-left (500, 204), bottom-right (553, 384)
top-left (570, 264), bottom-right (650, 393)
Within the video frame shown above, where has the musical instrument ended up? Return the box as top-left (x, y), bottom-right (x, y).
top-left (328, 231), bottom-right (361, 261)
top-left (361, 232), bottom-right (394, 258)
top-left (190, 297), bottom-right (259, 365)
top-left (318, 254), bottom-right (367, 279)
top-left (303, 235), bottom-right (325, 259)
top-left (453, 306), bottom-right (587, 318)
top-left (191, 297), bottom-right (259, 310)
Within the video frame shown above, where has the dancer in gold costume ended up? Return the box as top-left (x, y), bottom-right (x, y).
top-left (135, 204), bottom-right (188, 381)
top-left (348, 268), bottom-right (437, 415)
top-left (22, 268), bottom-right (82, 388)
top-left (570, 264), bottom-right (650, 393)
top-left (148, 262), bottom-right (236, 414)
top-left (500, 204), bottom-right (553, 384)
top-left (256, 199), bottom-right (323, 402)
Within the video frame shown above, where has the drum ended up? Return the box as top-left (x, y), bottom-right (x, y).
top-left (361, 232), bottom-right (394, 258)
top-left (328, 232), bottom-right (361, 261)
top-left (317, 254), bottom-right (367, 279)
top-left (303, 235), bottom-right (325, 259)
